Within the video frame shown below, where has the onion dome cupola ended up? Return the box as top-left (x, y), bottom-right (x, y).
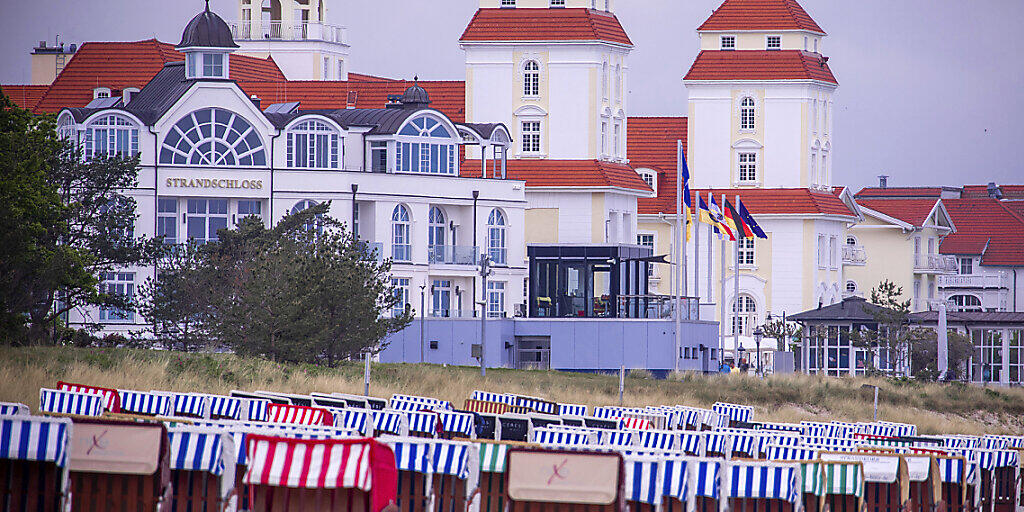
top-left (399, 78), bottom-right (432, 109)
top-left (178, 0), bottom-right (238, 80)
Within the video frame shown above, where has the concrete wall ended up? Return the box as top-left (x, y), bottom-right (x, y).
top-left (378, 317), bottom-right (721, 373)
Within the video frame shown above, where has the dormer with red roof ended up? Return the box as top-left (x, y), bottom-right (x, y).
top-left (685, 0), bottom-right (837, 192)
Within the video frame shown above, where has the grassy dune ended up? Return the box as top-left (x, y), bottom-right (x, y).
top-left (2, 346), bottom-right (1022, 435)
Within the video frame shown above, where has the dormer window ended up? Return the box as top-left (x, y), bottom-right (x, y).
top-left (637, 169), bottom-right (657, 194)
top-left (766, 36), bottom-right (781, 50)
top-left (93, 87), bottom-right (111, 99)
top-left (186, 52), bottom-right (229, 79)
top-left (720, 36), bottom-right (735, 50)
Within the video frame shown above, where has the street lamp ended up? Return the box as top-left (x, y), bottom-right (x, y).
top-left (753, 326), bottom-right (764, 377)
top-left (737, 345), bottom-right (746, 374)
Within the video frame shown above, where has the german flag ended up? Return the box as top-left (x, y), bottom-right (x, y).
top-left (724, 198), bottom-right (754, 239)
top-left (699, 194), bottom-right (735, 241)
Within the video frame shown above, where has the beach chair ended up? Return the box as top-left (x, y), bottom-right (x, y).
top-left (166, 426), bottom-right (237, 512)
top-left (937, 455), bottom-right (969, 512)
top-left (68, 418), bottom-right (172, 511)
top-left (723, 460), bottom-right (802, 512)
top-left (39, 388), bottom-right (105, 417)
top-left (820, 451), bottom-right (909, 512)
top-left (976, 450), bottom-right (1019, 512)
top-left (504, 447), bottom-right (625, 511)
top-left (0, 402), bottom-right (29, 416)
top-left (242, 434), bottom-right (398, 512)
top-left (905, 454), bottom-right (941, 512)
top-left (0, 415), bottom-right (72, 512)
top-left (57, 380), bottom-right (121, 413)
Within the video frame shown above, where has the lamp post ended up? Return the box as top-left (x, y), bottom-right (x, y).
top-left (479, 253), bottom-right (492, 377)
top-left (737, 345), bottom-right (746, 374)
top-left (753, 326), bottom-right (764, 378)
top-left (861, 384), bottom-right (879, 421)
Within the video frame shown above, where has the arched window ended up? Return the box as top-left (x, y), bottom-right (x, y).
top-left (739, 97), bottom-right (755, 130)
top-left (392, 205), bottom-right (411, 262)
top-left (428, 206), bottom-right (446, 249)
top-left (290, 199), bottom-right (322, 232)
top-left (57, 114), bottom-right (75, 141)
top-left (286, 119), bottom-right (340, 169)
top-left (487, 208), bottom-right (507, 265)
top-left (845, 280), bottom-right (858, 294)
top-left (523, 60), bottom-right (540, 96)
top-left (731, 294), bottom-right (757, 335)
top-left (846, 235), bottom-right (857, 246)
top-left (85, 114), bottom-right (139, 159)
top-left (950, 295), bottom-right (982, 312)
top-left (395, 114), bottom-right (458, 175)
top-left (159, 108), bottom-right (266, 166)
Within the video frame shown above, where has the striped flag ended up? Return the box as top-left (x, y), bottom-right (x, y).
top-left (738, 199), bottom-right (768, 239)
top-left (724, 199), bottom-right (753, 239)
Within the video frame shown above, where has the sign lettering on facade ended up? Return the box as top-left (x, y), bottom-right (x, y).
top-left (165, 178), bottom-right (264, 189)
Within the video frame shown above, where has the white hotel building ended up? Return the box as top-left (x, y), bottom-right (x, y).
top-left (57, 7), bottom-right (527, 332)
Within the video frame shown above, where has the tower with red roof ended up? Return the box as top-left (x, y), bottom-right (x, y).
top-left (685, 0), bottom-right (837, 190)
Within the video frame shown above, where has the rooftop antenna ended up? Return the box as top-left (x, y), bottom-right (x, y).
top-left (205, 0), bottom-right (210, 11)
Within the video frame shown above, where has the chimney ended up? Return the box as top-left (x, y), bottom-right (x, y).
top-left (250, 94), bottom-right (261, 110)
top-left (878, 175), bottom-right (889, 188)
top-left (39, 40), bottom-right (47, 49)
top-left (122, 87), bottom-right (139, 105)
top-left (987, 182), bottom-right (1002, 199)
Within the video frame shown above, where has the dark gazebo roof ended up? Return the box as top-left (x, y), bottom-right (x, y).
top-left (909, 310), bottom-right (1024, 326)
top-left (177, 2), bottom-right (239, 49)
top-left (399, 82), bottom-right (431, 108)
top-left (789, 296), bottom-right (894, 322)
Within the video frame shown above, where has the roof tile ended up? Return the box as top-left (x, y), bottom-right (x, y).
top-left (698, 0), bottom-right (825, 34)
top-left (1, 85), bottom-right (48, 110)
top-left (236, 80), bottom-right (466, 122)
top-left (460, 8), bottom-right (632, 46)
top-left (684, 50), bottom-right (837, 84)
top-left (856, 198), bottom-right (939, 226)
top-left (460, 159), bottom-right (651, 192)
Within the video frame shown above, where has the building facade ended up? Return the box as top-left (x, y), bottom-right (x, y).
top-left (57, 6), bottom-right (527, 333)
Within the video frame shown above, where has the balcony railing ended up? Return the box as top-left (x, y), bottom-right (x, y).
top-left (937, 274), bottom-right (1009, 289)
top-left (428, 245), bottom-right (479, 266)
top-left (229, 21), bottom-right (348, 45)
top-left (392, 244), bottom-right (411, 262)
top-left (913, 254), bottom-right (958, 273)
top-left (841, 245), bottom-right (866, 265)
top-left (357, 241), bottom-right (383, 262)
top-left (617, 295), bottom-right (700, 320)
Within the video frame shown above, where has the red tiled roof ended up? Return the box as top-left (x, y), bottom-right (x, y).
top-left (626, 116), bottom-right (688, 214)
top-left (941, 198), bottom-right (1024, 265)
top-left (961, 184), bottom-right (1024, 200)
top-left (236, 80), bottom-right (467, 122)
top-left (1, 85), bottom-right (48, 110)
top-left (856, 198), bottom-right (939, 226)
top-left (685, 50), bottom-right (837, 84)
top-left (640, 187), bottom-right (856, 217)
top-left (31, 40), bottom-right (284, 113)
top-left (460, 8), bottom-right (632, 46)
top-left (698, 0), bottom-right (825, 34)
top-left (460, 159), bottom-right (651, 193)
top-left (855, 186), bottom-right (945, 198)
top-left (346, 72), bottom-right (401, 83)
top-left (1002, 201), bottom-right (1024, 218)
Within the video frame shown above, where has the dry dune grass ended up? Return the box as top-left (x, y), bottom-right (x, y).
top-left (2, 347), bottom-right (1022, 435)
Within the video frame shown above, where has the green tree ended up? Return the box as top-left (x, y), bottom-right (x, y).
top-left (0, 93), bottom-right (160, 344)
top-left (140, 203), bottom-right (412, 365)
top-left (135, 241), bottom-right (212, 351)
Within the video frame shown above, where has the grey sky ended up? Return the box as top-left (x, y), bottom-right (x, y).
top-left (3, 0), bottom-right (1022, 191)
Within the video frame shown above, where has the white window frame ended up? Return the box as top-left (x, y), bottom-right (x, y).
top-left (550, 0), bottom-right (565, 6)
top-left (614, 64), bottom-right (622, 102)
top-left (157, 198), bottom-right (178, 245)
top-left (93, 87), bottom-right (111, 99)
top-left (521, 120), bottom-right (542, 154)
top-left (637, 169), bottom-right (657, 194)
top-left (85, 114), bottom-right (140, 159)
top-left (431, 279), bottom-right (452, 318)
top-left (720, 35), bottom-right (736, 50)
top-left (187, 198), bottom-right (229, 242)
top-left (487, 281), bottom-right (506, 318)
top-left (487, 208), bottom-right (508, 265)
top-left (739, 97), bottom-right (755, 131)
top-left (817, 235), bottom-right (828, 269)
top-left (637, 233), bottom-right (655, 276)
top-left (766, 35), bottom-right (781, 50)
top-left (845, 280), bottom-right (858, 294)
top-left (523, 60), bottom-right (540, 97)
top-left (959, 257), bottom-right (973, 275)
top-left (829, 235), bottom-right (837, 269)
top-left (202, 53), bottom-right (226, 79)
top-left (731, 295), bottom-right (757, 335)
top-left (392, 204), bottom-right (411, 262)
top-left (286, 119), bottom-right (341, 169)
top-left (738, 238), bottom-right (755, 266)
top-left (236, 199), bottom-right (263, 224)
top-left (601, 61), bottom-right (609, 100)
top-left (391, 277), bottom-right (410, 317)
top-left (612, 121), bottom-right (621, 158)
top-left (500, 0), bottom-right (515, 6)
top-left (99, 272), bottom-right (135, 323)
top-left (737, 152), bottom-right (757, 183)
top-left (428, 206), bottom-right (446, 251)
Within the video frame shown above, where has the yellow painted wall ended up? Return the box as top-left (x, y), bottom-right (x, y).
top-left (591, 193), bottom-right (606, 243)
top-left (637, 219), bottom-right (674, 295)
top-left (525, 208), bottom-right (559, 244)
top-left (698, 32), bottom-right (820, 51)
top-left (845, 216), bottom-right (914, 304)
top-left (30, 54), bottom-right (57, 85)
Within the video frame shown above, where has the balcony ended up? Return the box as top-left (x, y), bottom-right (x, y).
top-left (841, 245), bottom-right (866, 265)
top-left (428, 246), bottom-right (479, 266)
top-left (229, 21), bottom-right (348, 45)
top-left (937, 274), bottom-right (1009, 289)
top-left (913, 254), bottom-right (958, 274)
top-left (358, 241), bottom-right (383, 262)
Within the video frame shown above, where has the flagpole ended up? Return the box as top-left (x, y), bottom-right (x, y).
top-left (693, 201), bottom-right (700, 306)
top-left (674, 140), bottom-right (684, 373)
top-left (733, 195), bottom-right (742, 369)
top-left (719, 193), bottom-right (727, 371)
